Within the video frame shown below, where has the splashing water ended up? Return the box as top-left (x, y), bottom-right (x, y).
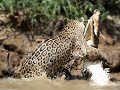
top-left (87, 62), bottom-right (110, 85)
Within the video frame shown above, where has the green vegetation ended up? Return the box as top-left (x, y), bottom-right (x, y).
top-left (0, 0), bottom-right (119, 33)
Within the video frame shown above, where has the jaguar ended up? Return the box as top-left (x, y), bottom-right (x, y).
top-left (12, 10), bottom-right (110, 79)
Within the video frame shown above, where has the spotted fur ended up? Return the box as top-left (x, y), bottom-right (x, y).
top-left (13, 20), bottom-right (109, 79)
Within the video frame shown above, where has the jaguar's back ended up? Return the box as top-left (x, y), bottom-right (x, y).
top-left (13, 17), bottom-right (110, 79)
top-left (13, 20), bottom-right (87, 79)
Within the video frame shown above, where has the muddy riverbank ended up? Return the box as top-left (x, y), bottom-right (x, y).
top-left (0, 14), bottom-right (120, 80)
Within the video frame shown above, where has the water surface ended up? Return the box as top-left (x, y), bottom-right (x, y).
top-left (0, 77), bottom-right (119, 90)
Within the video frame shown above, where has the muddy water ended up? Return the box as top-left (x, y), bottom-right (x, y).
top-left (0, 77), bottom-right (119, 90)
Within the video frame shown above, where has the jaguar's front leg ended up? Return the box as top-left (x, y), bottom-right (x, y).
top-left (82, 69), bottom-right (92, 80)
top-left (61, 67), bottom-right (73, 80)
top-left (81, 58), bottom-right (92, 80)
